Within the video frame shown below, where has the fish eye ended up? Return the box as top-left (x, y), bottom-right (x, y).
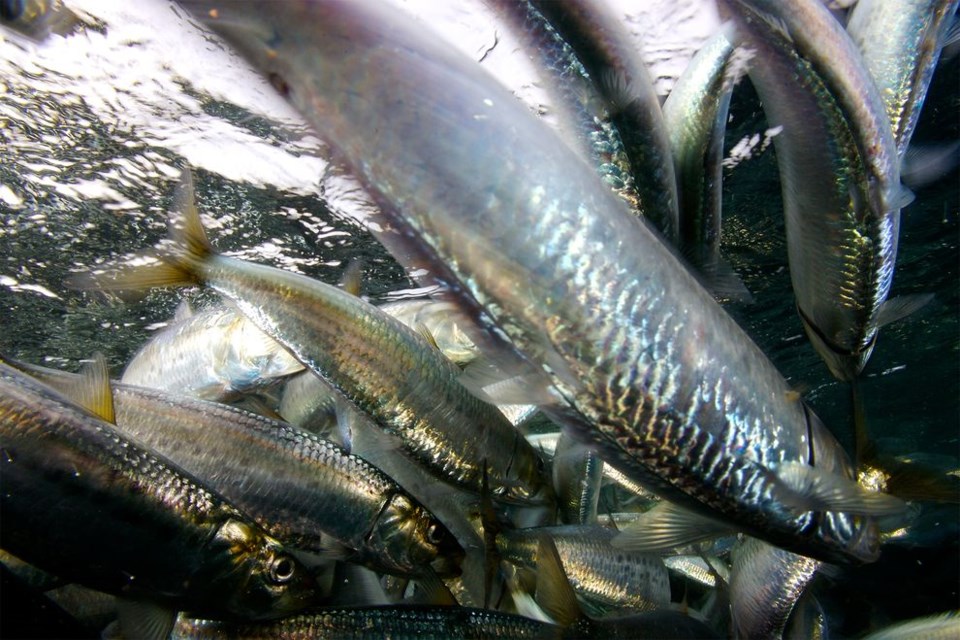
top-left (426, 521), bottom-right (445, 545)
top-left (269, 554), bottom-right (297, 584)
top-left (1, 0), bottom-right (25, 21)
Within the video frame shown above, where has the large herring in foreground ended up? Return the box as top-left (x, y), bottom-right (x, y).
top-left (178, 0), bottom-right (901, 564)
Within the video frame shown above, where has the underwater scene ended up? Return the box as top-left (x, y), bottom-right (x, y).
top-left (0, 1), bottom-right (957, 638)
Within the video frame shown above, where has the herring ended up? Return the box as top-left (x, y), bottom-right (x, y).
top-left (497, 524), bottom-right (671, 616)
top-left (72, 170), bottom-right (555, 511)
top-left (662, 30), bottom-right (749, 300)
top-left (0, 360), bottom-right (321, 624)
top-left (179, 0), bottom-right (903, 564)
top-left (122, 302), bottom-right (304, 402)
top-left (719, 0), bottom-right (917, 381)
top-left (531, 0), bottom-right (680, 244)
top-left (9, 354), bottom-right (464, 579)
top-left (488, 0), bottom-right (649, 229)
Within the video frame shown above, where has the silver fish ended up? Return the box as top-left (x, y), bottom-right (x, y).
top-left (172, 606), bottom-right (564, 640)
top-left (12, 355), bottom-right (464, 579)
top-left (497, 525), bottom-right (671, 615)
top-left (487, 0), bottom-right (648, 228)
top-left (74, 171), bottom-right (555, 511)
top-left (552, 431), bottom-right (603, 525)
top-left (277, 369), bottom-right (339, 435)
top-left (178, 0), bottom-right (900, 564)
top-left (122, 303), bottom-right (304, 402)
top-left (662, 30), bottom-right (741, 294)
top-left (846, 0), bottom-right (959, 156)
top-left (0, 360), bottom-right (320, 620)
top-left (530, 0), bottom-right (680, 244)
top-left (720, 0), bottom-right (909, 381)
top-left (378, 298), bottom-right (480, 368)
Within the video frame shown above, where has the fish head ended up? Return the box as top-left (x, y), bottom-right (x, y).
top-left (365, 493), bottom-right (464, 578)
top-left (195, 519), bottom-right (322, 620)
top-left (499, 446), bottom-right (558, 509)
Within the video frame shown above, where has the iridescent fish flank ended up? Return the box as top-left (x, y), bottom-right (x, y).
top-left (178, 0), bottom-right (900, 565)
top-left (719, 0), bottom-right (907, 382)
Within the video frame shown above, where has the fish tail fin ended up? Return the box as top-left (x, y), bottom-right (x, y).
top-left (534, 534), bottom-right (584, 628)
top-left (67, 168), bottom-right (211, 294)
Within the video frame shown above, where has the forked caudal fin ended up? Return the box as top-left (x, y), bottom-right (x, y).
top-left (67, 169), bottom-right (212, 295)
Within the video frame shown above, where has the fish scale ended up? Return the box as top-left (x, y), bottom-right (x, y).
top-left (720, 0), bottom-right (903, 382)
top-left (0, 361), bottom-right (319, 619)
top-left (78, 172), bottom-right (554, 512)
top-left (847, 0), bottom-right (959, 156)
top-left (180, 0), bottom-right (881, 564)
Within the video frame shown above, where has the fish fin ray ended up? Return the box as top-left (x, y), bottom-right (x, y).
top-left (534, 535), bottom-right (583, 627)
top-left (611, 502), bottom-right (734, 552)
top-left (339, 259), bottom-right (364, 297)
top-left (900, 141), bottom-right (960, 188)
top-left (776, 461), bottom-right (907, 516)
top-left (875, 293), bottom-right (934, 328)
top-left (115, 598), bottom-right (177, 640)
top-left (60, 352), bottom-right (115, 424)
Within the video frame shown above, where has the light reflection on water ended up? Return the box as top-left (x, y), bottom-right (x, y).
top-left (0, 0), bottom-right (956, 631)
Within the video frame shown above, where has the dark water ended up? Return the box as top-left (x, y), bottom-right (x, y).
top-left (0, 2), bottom-right (957, 637)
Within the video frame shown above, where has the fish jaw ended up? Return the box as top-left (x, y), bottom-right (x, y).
top-left (362, 493), bottom-right (465, 579)
top-left (191, 519), bottom-right (322, 620)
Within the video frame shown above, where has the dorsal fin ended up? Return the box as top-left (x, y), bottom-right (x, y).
top-left (340, 259), bottom-right (364, 297)
top-left (63, 353), bottom-right (115, 424)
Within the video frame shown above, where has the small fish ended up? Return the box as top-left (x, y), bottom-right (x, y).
top-left (719, 0), bottom-right (915, 381)
top-left (533, 535), bottom-right (721, 639)
top-left (497, 525), bottom-right (671, 615)
top-left (11, 354), bottom-right (464, 579)
top-left (277, 369), bottom-right (339, 435)
top-left (378, 298), bottom-right (480, 368)
top-left (663, 30), bottom-right (750, 300)
top-left (552, 431), bottom-right (604, 525)
top-left (172, 605), bottom-right (564, 640)
top-left (72, 170), bottom-right (555, 511)
top-left (122, 302), bottom-right (304, 402)
top-left (0, 360), bottom-right (321, 624)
